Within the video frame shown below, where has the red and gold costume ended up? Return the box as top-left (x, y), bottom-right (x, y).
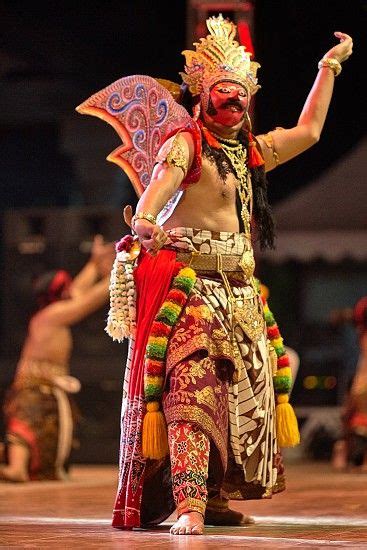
top-left (77, 14), bottom-right (299, 529)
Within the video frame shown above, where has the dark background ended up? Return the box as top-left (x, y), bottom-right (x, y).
top-left (1, 0), bottom-right (365, 209)
top-left (0, 1), bottom-right (366, 462)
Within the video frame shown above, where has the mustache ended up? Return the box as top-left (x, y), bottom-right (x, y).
top-left (221, 98), bottom-right (245, 110)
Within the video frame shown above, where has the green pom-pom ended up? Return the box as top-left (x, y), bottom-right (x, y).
top-left (274, 344), bottom-right (285, 357)
top-left (273, 376), bottom-right (292, 394)
top-left (145, 384), bottom-right (162, 400)
top-left (264, 311), bottom-right (276, 326)
top-left (157, 306), bottom-right (178, 326)
top-left (146, 342), bottom-right (167, 360)
top-left (173, 276), bottom-right (194, 294)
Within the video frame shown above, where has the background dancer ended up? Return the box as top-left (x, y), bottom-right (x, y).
top-left (0, 235), bottom-right (114, 482)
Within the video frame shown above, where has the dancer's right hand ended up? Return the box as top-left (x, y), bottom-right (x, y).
top-left (133, 219), bottom-right (168, 256)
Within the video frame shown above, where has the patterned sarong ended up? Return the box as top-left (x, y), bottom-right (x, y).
top-left (3, 359), bottom-right (79, 480)
top-left (164, 228), bottom-right (279, 499)
top-left (112, 227), bottom-right (283, 529)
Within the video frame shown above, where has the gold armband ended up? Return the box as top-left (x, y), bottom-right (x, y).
top-left (131, 211), bottom-right (157, 228)
top-left (259, 128), bottom-right (284, 166)
top-left (318, 57), bottom-right (342, 77)
top-left (156, 134), bottom-right (189, 176)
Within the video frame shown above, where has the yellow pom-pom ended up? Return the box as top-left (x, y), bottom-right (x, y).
top-left (178, 267), bottom-right (196, 280)
top-left (142, 402), bottom-right (169, 459)
top-left (272, 337), bottom-right (284, 348)
top-left (144, 375), bottom-right (164, 388)
top-left (161, 301), bottom-right (182, 316)
top-left (148, 336), bottom-right (168, 347)
top-left (276, 367), bottom-right (292, 378)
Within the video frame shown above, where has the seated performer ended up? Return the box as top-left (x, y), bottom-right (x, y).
top-left (76, 15), bottom-right (353, 534)
top-left (0, 235), bottom-right (114, 482)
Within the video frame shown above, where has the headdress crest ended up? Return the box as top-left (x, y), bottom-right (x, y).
top-left (181, 14), bottom-right (260, 97)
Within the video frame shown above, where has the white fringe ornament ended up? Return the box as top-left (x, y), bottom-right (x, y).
top-left (105, 243), bottom-right (139, 342)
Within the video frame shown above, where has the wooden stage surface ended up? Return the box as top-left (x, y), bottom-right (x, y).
top-left (1, 461), bottom-right (367, 549)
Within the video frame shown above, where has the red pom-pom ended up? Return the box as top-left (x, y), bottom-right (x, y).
top-left (145, 359), bottom-right (165, 376)
top-left (268, 325), bottom-right (280, 340)
top-left (116, 235), bottom-right (134, 252)
top-left (166, 288), bottom-right (187, 306)
top-left (278, 355), bottom-right (290, 367)
top-left (150, 321), bottom-right (171, 337)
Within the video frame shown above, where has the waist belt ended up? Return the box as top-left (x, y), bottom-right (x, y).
top-left (177, 250), bottom-right (263, 343)
top-left (176, 252), bottom-right (242, 272)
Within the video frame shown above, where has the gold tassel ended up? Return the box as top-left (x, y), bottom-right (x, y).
top-left (276, 394), bottom-right (300, 448)
top-left (142, 401), bottom-right (169, 460)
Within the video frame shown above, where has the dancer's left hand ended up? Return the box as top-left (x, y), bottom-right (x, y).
top-left (324, 32), bottom-right (353, 63)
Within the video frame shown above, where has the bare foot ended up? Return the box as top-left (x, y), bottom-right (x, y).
top-left (205, 506), bottom-right (254, 526)
top-left (0, 466), bottom-right (29, 482)
top-left (170, 511), bottom-right (204, 535)
top-left (241, 514), bottom-right (255, 525)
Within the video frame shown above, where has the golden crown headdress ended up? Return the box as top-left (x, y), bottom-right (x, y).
top-left (181, 14), bottom-right (260, 97)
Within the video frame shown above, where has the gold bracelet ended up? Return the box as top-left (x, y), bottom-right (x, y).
top-left (318, 57), bottom-right (342, 77)
top-left (131, 211), bottom-right (157, 228)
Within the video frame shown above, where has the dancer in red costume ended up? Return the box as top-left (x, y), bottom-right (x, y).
top-left (77, 15), bottom-right (353, 534)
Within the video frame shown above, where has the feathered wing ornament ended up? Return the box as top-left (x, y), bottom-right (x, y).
top-left (76, 75), bottom-right (195, 221)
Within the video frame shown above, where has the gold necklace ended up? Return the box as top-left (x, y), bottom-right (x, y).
top-left (219, 141), bottom-right (257, 293)
top-left (218, 140), bottom-right (252, 236)
top-left (211, 131), bottom-right (240, 146)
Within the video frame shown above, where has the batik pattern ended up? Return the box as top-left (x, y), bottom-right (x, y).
top-left (164, 228), bottom-right (278, 497)
top-left (168, 420), bottom-right (210, 517)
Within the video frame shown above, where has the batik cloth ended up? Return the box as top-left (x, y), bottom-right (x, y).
top-left (164, 228), bottom-right (281, 499)
top-left (3, 359), bottom-right (79, 480)
top-left (168, 420), bottom-right (210, 517)
top-left (112, 227), bottom-right (284, 529)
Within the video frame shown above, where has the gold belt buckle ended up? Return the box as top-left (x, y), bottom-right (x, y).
top-left (188, 249), bottom-right (200, 268)
top-left (238, 249), bottom-right (255, 279)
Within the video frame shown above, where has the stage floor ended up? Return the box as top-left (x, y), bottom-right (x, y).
top-left (1, 461), bottom-right (367, 548)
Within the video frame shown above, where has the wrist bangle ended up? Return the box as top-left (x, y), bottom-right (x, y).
top-left (131, 211), bottom-right (157, 228)
top-left (318, 57), bottom-right (342, 77)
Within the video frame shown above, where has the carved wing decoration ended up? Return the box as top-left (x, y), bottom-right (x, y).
top-left (76, 75), bottom-right (194, 198)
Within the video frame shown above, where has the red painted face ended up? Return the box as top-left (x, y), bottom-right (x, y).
top-left (207, 82), bottom-right (248, 127)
